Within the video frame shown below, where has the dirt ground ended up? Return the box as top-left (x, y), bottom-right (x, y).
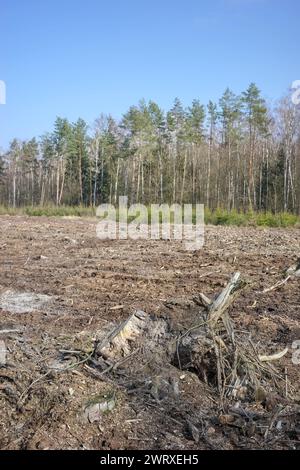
top-left (0, 216), bottom-right (299, 450)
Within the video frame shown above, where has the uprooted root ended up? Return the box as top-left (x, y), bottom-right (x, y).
top-left (176, 272), bottom-right (293, 402)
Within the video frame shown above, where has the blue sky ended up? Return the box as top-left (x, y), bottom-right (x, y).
top-left (0, 0), bottom-right (299, 149)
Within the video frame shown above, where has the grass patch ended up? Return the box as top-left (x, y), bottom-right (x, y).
top-left (0, 204), bottom-right (299, 228)
top-left (204, 208), bottom-right (299, 227)
top-left (0, 205), bottom-right (96, 217)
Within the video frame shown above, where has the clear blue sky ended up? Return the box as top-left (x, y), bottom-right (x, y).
top-left (0, 0), bottom-right (299, 149)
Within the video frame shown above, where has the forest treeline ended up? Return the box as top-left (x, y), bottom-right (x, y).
top-left (0, 83), bottom-right (299, 214)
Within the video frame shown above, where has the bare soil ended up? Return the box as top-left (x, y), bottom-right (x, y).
top-left (0, 216), bottom-right (299, 450)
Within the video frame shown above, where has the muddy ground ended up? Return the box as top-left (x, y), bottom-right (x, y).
top-left (0, 216), bottom-right (299, 450)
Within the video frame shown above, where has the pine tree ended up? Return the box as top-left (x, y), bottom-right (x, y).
top-left (241, 83), bottom-right (269, 209)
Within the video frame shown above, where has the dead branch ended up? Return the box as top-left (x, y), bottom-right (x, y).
top-left (207, 272), bottom-right (245, 326)
top-left (262, 276), bottom-right (291, 294)
top-left (258, 348), bottom-right (289, 362)
top-left (0, 329), bottom-right (23, 335)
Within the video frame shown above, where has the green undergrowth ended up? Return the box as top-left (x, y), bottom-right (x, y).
top-left (0, 204), bottom-right (299, 227)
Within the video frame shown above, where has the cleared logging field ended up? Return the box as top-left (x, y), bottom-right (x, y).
top-left (0, 216), bottom-right (299, 450)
